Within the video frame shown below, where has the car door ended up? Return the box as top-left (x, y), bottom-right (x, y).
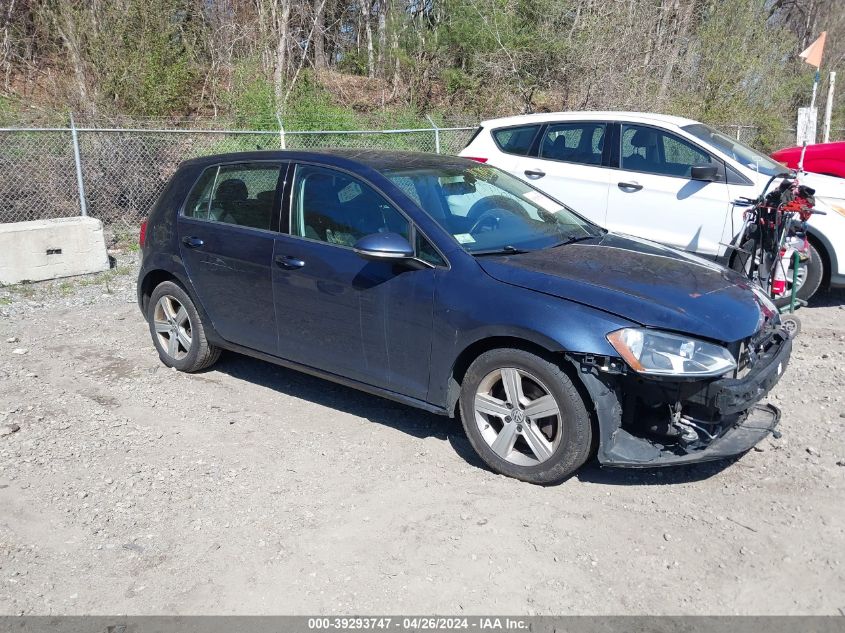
top-left (177, 161), bottom-right (285, 353)
top-left (271, 163), bottom-right (440, 401)
top-left (512, 121), bottom-right (613, 225)
top-left (604, 123), bottom-right (731, 256)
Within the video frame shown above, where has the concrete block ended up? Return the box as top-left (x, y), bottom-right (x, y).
top-left (0, 217), bottom-right (110, 285)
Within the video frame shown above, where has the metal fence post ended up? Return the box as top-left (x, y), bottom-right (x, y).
top-left (276, 112), bottom-right (286, 150)
top-left (426, 115), bottom-right (441, 154)
top-left (69, 114), bottom-right (88, 217)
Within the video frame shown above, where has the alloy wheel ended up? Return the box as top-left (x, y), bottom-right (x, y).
top-left (473, 367), bottom-right (563, 466)
top-left (153, 295), bottom-right (192, 360)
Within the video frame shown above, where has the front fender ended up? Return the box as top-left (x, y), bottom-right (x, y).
top-left (427, 264), bottom-right (635, 409)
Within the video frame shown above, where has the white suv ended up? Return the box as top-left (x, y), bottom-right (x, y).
top-left (460, 111), bottom-right (845, 301)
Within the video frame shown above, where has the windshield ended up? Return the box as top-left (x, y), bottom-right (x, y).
top-left (383, 164), bottom-right (602, 254)
top-left (682, 123), bottom-right (786, 177)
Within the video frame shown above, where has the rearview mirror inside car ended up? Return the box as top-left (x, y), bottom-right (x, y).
top-left (442, 180), bottom-right (476, 196)
top-left (353, 232), bottom-right (415, 262)
top-left (690, 164), bottom-right (719, 182)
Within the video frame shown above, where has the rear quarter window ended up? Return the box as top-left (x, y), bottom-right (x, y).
top-left (492, 125), bottom-right (541, 156)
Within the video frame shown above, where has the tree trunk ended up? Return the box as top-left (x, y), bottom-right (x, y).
top-left (255, 0), bottom-right (272, 74)
top-left (313, 0), bottom-right (326, 69)
top-left (656, 0), bottom-right (696, 108)
top-left (390, 19), bottom-right (401, 93)
top-left (1, 0), bottom-right (15, 90)
top-left (272, 0), bottom-right (291, 109)
top-left (376, 0), bottom-right (387, 77)
top-left (360, 0), bottom-right (374, 78)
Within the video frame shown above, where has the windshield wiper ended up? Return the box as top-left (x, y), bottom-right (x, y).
top-left (472, 245), bottom-right (531, 256)
top-left (551, 233), bottom-right (600, 248)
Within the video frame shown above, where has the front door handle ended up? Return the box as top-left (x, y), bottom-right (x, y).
top-left (524, 169), bottom-right (546, 179)
top-left (182, 236), bottom-right (204, 248)
top-left (617, 181), bottom-right (643, 192)
top-left (275, 255), bottom-right (306, 270)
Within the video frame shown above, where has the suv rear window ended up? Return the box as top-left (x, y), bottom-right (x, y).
top-left (492, 125), bottom-right (541, 156)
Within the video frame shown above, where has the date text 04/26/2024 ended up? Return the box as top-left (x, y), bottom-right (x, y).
top-left (307, 618), bottom-right (529, 631)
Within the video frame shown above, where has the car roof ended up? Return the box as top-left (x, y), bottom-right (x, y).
top-left (180, 149), bottom-right (476, 173)
top-left (479, 111), bottom-right (699, 129)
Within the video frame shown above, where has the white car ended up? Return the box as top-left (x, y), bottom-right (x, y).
top-left (460, 111), bottom-right (845, 301)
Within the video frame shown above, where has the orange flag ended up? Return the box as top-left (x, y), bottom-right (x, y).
top-left (799, 32), bottom-right (826, 68)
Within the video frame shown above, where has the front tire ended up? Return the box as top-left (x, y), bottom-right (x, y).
top-left (147, 280), bottom-right (220, 372)
top-left (459, 348), bottom-right (593, 484)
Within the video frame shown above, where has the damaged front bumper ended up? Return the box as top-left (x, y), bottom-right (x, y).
top-left (573, 328), bottom-right (791, 467)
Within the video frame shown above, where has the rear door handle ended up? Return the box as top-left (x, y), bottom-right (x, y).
top-left (617, 181), bottom-right (643, 192)
top-left (524, 169), bottom-right (546, 179)
top-left (275, 255), bottom-right (306, 270)
top-left (182, 236), bottom-right (204, 248)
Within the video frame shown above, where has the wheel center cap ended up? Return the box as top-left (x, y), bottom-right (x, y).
top-left (511, 409), bottom-right (525, 423)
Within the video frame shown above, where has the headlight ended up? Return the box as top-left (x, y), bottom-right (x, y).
top-left (815, 197), bottom-right (845, 219)
top-left (607, 328), bottom-right (736, 377)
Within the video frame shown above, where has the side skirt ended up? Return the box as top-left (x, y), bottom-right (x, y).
top-left (211, 339), bottom-right (450, 417)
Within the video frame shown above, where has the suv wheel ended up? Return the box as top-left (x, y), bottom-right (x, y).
top-left (459, 348), bottom-right (593, 484)
top-left (148, 281), bottom-right (220, 372)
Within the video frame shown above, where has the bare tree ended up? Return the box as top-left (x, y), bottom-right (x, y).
top-left (360, 0), bottom-right (374, 77)
top-left (271, 0), bottom-right (291, 107)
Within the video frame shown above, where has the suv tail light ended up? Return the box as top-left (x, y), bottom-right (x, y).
top-left (139, 218), bottom-right (148, 248)
top-left (465, 157), bottom-right (488, 163)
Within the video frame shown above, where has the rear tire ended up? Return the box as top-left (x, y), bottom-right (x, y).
top-left (459, 348), bottom-right (593, 485)
top-left (147, 281), bottom-right (220, 373)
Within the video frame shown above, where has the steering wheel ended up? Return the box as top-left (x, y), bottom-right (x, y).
top-left (466, 195), bottom-right (528, 235)
top-left (468, 209), bottom-right (501, 235)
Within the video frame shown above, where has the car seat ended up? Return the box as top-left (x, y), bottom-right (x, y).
top-left (625, 129), bottom-right (660, 172)
top-left (544, 135), bottom-right (576, 162)
top-left (210, 179), bottom-right (248, 224)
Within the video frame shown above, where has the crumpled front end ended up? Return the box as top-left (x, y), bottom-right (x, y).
top-left (571, 322), bottom-right (791, 467)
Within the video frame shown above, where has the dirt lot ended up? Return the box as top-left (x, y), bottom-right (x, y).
top-left (1, 256), bottom-right (844, 616)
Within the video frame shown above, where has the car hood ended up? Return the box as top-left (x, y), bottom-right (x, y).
top-left (477, 233), bottom-right (773, 343)
top-left (794, 171), bottom-right (845, 200)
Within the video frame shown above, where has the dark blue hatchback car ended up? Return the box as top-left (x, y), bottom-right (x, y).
top-left (138, 150), bottom-right (791, 483)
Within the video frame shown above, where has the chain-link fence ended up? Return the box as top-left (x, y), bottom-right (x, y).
top-left (0, 121), bottom-right (477, 233)
top-left (1, 119), bottom-right (842, 234)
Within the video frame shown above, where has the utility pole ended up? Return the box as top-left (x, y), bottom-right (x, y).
top-left (823, 71), bottom-right (836, 144)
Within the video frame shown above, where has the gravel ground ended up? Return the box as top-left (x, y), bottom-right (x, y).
top-left (1, 253), bottom-right (844, 616)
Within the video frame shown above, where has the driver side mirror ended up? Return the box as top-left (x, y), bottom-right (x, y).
top-left (690, 164), bottom-right (719, 182)
top-left (353, 232), bottom-right (414, 262)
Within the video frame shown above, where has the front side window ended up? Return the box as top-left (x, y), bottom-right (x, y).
top-left (621, 124), bottom-right (717, 178)
top-left (492, 125), bottom-right (541, 156)
top-left (183, 162), bottom-right (282, 231)
top-left (384, 164), bottom-right (602, 254)
top-left (540, 122), bottom-right (606, 166)
top-left (291, 164), bottom-right (409, 246)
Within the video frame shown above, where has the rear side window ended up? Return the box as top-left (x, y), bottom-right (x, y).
top-left (492, 125), bottom-right (541, 156)
top-left (540, 123), bottom-right (606, 166)
top-left (183, 162), bottom-right (282, 231)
